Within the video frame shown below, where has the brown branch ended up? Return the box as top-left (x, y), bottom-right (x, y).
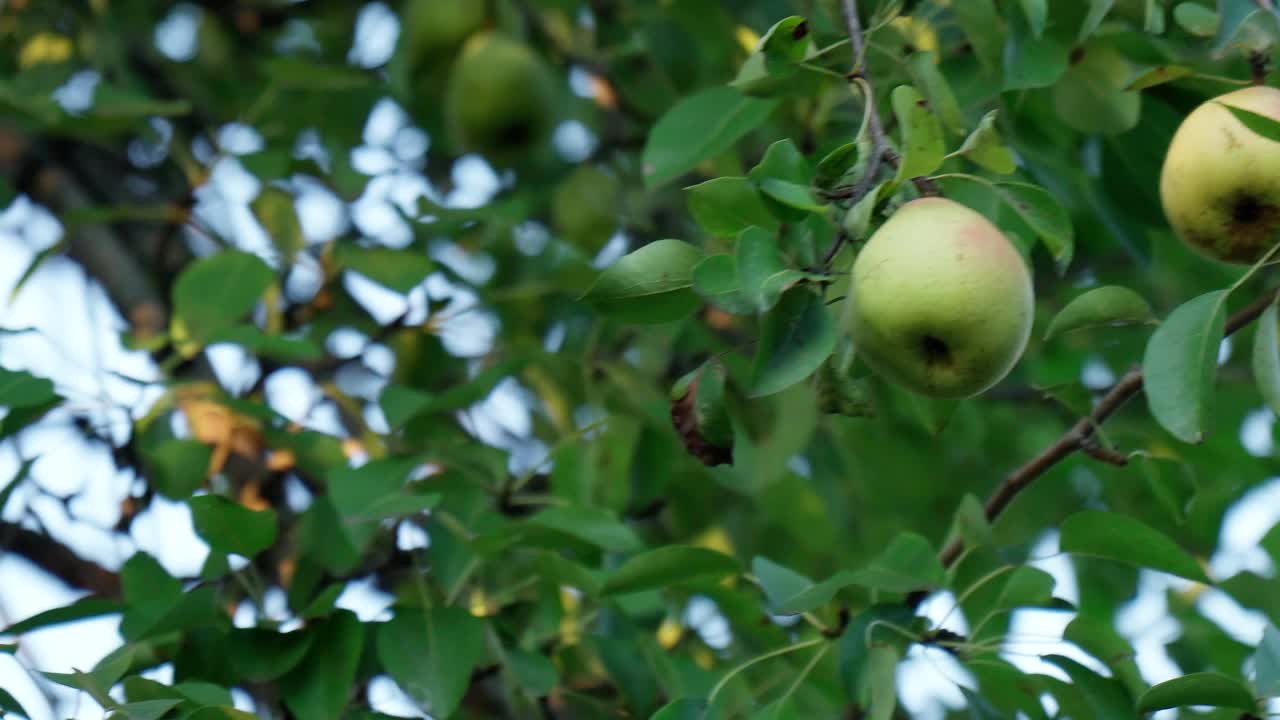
top-left (938, 287), bottom-right (1280, 569)
top-left (2, 522), bottom-right (122, 598)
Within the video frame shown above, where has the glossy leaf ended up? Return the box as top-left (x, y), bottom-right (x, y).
top-left (376, 607), bottom-right (486, 718)
top-left (602, 546), bottom-right (739, 596)
top-left (188, 494), bottom-right (278, 558)
top-left (1044, 286), bottom-right (1155, 340)
top-left (1060, 510), bottom-right (1210, 583)
top-left (686, 177), bottom-right (779, 236)
top-left (1136, 672), bottom-right (1255, 711)
top-left (750, 287), bottom-right (837, 397)
top-left (643, 86), bottom-right (778, 188)
top-left (1143, 290), bottom-right (1229, 443)
top-left (581, 239), bottom-right (705, 323)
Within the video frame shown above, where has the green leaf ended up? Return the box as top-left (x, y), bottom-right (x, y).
top-left (1254, 303), bottom-right (1280, 415)
top-left (281, 610), bottom-right (365, 720)
top-left (1255, 623), bottom-right (1280, 696)
top-left (188, 494), bottom-right (278, 558)
top-left (4, 596), bottom-right (121, 635)
top-left (737, 227), bottom-right (800, 313)
top-left (906, 53), bottom-right (964, 134)
top-left (525, 505), bottom-right (643, 552)
top-left (686, 177), bottom-right (779, 237)
top-left (1052, 44), bottom-right (1141, 136)
top-left (1059, 510), bottom-right (1210, 583)
top-left (185, 709), bottom-right (257, 720)
top-left (994, 566), bottom-right (1056, 611)
top-left (848, 532), bottom-right (944, 593)
top-left (506, 647), bottom-right (558, 695)
top-left (1044, 286), bottom-right (1155, 340)
top-left (750, 139), bottom-right (810, 186)
top-left (643, 86), bottom-right (778, 189)
top-left (111, 699), bottom-right (184, 720)
top-left (1215, 0), bottom-right (1265, 52)
top-left (142, 439), bottom-right (211, 499)
top-left (1125, 65), bottom-right (1196, 91)
top-left (692, 254), bottom-right (754, 314)
top-left (173, 251), bottom-right (274, 343)
top-left (212, 325), bottom-right (323, 362)
top-left (750, 287), bottom-right (837, 397)
top-left (951, 111), bottom-right (1016, 174)
top-left (1018, 0), bottom-right (1048, 36)
top-left (252, 188), bottom-right (305, 264)
top-left (228, 628), bottom-right (315, 681)
top-left (1136, 672), bottom-right (1255, 711)
top-left (603, 546), bottom-right (739, 596)
top-left (751, 556), bottom-right (813, 610)
top-left (376, 607), bottom-right (486, 718)
top-left (839, 604), bottom-right (917, 702)
top-left (333, 244), bottom-right (434, 294)
top-left (953, 494), bottom-right (993, 548)
top-left (1220, 103), bottom-right (1280, 144)
top-left (1143, 290), bottom-right (1230, 443)
top-left (758, 178), bottom-right (826, 214)
top-left (581, 239), bottom-right (705, 324)
top-left (0, 366), bottom-right (57, 408)
top-left (1043, 654), bottom-right (1133, 717)
top-left (868, 645), bottom-right (899, 720)
top-left (1002, 9), bottom-right (1070, 91)
top-left (952, 0), bottom-right (1004, 76)
top-left (1173, 2), bottom-right (1218, 36)
top-left (327, 456), bottom-right (422, 552)
top-left (652, 699), bottom-right (709, 719)
top-left (1139, 456), bottom-right (1196, 524)
top-left (0, 688), bottom-right (29, 719)
top-left (1080, 0), bottom-right (1117, 42)
top-left (891, 85), bottom-right (945, 181)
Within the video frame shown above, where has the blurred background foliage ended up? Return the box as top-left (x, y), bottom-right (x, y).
top-left (3, 0), bottom-right (1280, 718)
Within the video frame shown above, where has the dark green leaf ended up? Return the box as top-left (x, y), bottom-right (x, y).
top-left (333, 244), bottom-right (434, 294)
top-left (1060, 510), bottom-right (1210, 582)
top-left (1136, 672), bottom-right (1255, 711)
top-left (525, 505), bottom-right (642, 552)
top-left (0, 366), bottom-right (57, 408)
top-left (686, 177), bottom-right (779, 237)
top-left (4, 596), bottom-right (121, 635)
top-left (1126, 65), bottom-right (1196, 90)
top-left (643, 86), bottom-right (778, 189)
top-left (848, 532), bottom-right (944, 593)
top-left (750, 287), bottom-right (838, 397)
top-left (1044, 286), bottom-right (1155, 340)
top-left (110, 699), bottom-right (183, 720)
top-left (692, 254), bottom-right (754, 314)
top-left (228, 628), bottom-right (315, 682)
top-left (1221, 102), bottom-right (1280, 144)
top-left (581, 239), bottom-right (705, 324)
top-left (376, 607), bottom-right (486, 718)
top-left (173, 251), bottom-right (274, 343)
top-left (281, 610), bottom-right (365, 719)
top-left (1255, 303), bottom-right (1280, 415)
top-left (891, 85), bottom-right (945, 181)
top-left (1143, 290), bottom-right (1230, 443)
top-left (603, 546), bottom-right (739, 596)
top-left (188, 494), bottom-right (278, 558)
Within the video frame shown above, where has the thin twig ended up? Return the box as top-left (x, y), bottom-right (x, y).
top-left (938, 287), bottom-right (1280, 569)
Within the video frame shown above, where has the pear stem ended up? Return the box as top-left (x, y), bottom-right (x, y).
top-left (937, 286), bottom-right (1280, 569)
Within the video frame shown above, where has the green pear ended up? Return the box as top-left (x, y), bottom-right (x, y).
top-left (444, 32), bottom-right (557, 162)
top-left (1160, 85), bottom-right (1280, 264)
top-left (402, 0), bottom-right (487, 59)
top-left (553, 165), bottom-right (621, 254)
top-left (848, 197), bottom-right (1034, 399)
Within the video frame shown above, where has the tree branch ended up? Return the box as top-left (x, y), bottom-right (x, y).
top-left (938, 286), bottom-right (1280, 569)
top-left (2, 522), bottom-right (122, 598)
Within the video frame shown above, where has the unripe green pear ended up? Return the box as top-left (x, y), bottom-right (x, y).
top-left (848, 197), bottom-right (1034, 399)
top-left (444, 32), bottom-right (557, 162)
top-left (402, 0), bottom-right (487, 59)
top-left (553, 165), bottom-right (621, 254)
top-left (1160, 85), bottom-right (1280, 263)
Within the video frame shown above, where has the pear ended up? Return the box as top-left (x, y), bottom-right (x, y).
top-left (444, 33), bottom-right (557, 162)
top-left (553, 165), bottom-right (621, 254)
top-left (848, 197), bottom-right (1034, 399)
top-left (1161, 85), bottom-right (1280, 263)
top-left (401, 0), bottom-right (486, 59)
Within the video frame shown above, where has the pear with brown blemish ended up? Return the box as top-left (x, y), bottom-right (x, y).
top-left (1161, 85), bottom-right (1280, 263)
top-left (847, 198), bottom-right (1035, 399)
